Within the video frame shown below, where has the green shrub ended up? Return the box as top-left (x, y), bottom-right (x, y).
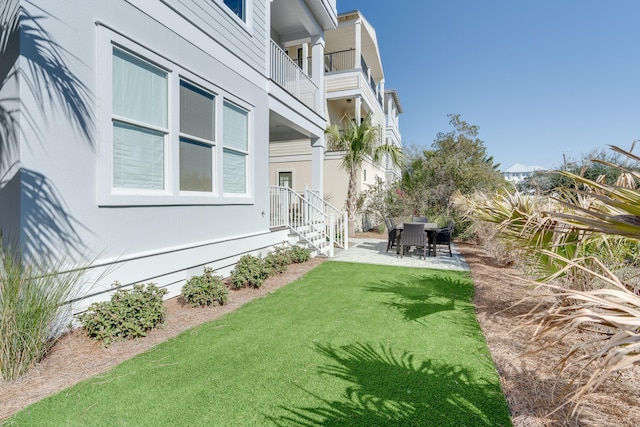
top-left (78, 283), bottom-right (168, 346)
top-left (263, 247), bottom-right (291, 275)
top-left (287, 245), bottom-right (311, 263)
top-left (181, 267), bottom-right (229, 307)
top-left (230, 255), bottom-right (269, 289)
top-left (0, 242), bottom-right (86, 380)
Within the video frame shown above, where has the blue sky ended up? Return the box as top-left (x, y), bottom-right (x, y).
top-left (336, 1), bottom-right (640, 170)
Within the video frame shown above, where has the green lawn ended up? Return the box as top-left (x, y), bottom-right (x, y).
top-left (7, 261), bottom-right (511, 426)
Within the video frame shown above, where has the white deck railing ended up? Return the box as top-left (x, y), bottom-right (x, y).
top-left (270, 40), bottom-right (319, 113)
top-left (305, 186), bottom-right (347, 250)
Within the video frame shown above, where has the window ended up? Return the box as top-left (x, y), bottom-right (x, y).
top-left (179, 80), bottom-right (215, 192)
top-left (223, 0), bottom-right (244, 20)
top-left (223, 101), bottom-right (248, 194)
top-left (112, 48), bottom-right (168, 190)
top-left (363, 169), bottom-right (367, 182)
top-left (279, 172), bottom-right (292, 188)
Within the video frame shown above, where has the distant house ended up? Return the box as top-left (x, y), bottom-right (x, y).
top-left (0, 0), bottom-right (338, 312)
top-left (502, 163), bottom-right (547, 183)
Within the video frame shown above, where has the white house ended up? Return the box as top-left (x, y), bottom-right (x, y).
top-left (0, 0), bottom-right (337, 312)
top-left (502, 163), bottom-right (547, 183)
top-left (269, 9), bottom-right (402, 232)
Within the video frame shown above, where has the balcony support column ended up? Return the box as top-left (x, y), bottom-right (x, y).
top-left (311, 35), bottom-right (325, 115)
top-left (354, 19), bottom-right (362, 70)
top-left (302, 42), bottom-right (309, 75)
top-left (354, 96), bottom-right (362, 123)
top-left (311, 136), bottom-right (325, 195)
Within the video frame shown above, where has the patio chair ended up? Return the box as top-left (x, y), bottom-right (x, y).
top-left (411, 216), bottom-right (429, 223)
top-left (399, 222), bottom-right (428, 259)
top-left (385, 218), bottom-right (397, 252)
top-left (435, 220), bottom-right (455, 257)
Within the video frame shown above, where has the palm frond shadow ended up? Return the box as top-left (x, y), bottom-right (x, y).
top-left (0, 3), bottom-right (94, 172)
top-left (1, 4), bottom-right (94, 261)
top-left (268, 342), bottom-right (507, 426)
top-left (19, 168), bottom-right (92, 261)
top-left (366, 273), bottom-right (475, 323)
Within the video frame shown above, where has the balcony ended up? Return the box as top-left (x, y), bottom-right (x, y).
top-left (324, 49), bottom-right (383, 107)
top-left (270, 40), bottom-right (319, 114)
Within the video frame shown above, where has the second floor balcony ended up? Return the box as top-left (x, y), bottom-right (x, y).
top-left (324, 49), bottom-right (383, 107)
top-left (270, 40), bottom-right (319, 114)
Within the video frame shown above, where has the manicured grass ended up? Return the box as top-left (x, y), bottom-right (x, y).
top-left (7, 262), bottom-right (511, 426)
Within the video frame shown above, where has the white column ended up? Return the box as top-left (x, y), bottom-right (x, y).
top-left (311, 136), bottom-right (325, 195)
top-left (302, 42), bottom-right (309, 75)
top-left (354, 96), bottom-right (362, 123)
top-left (354, 19), bottom-right (362, 70)
top-left (311, 35), bottom-right (325, 115)
top-left (379, 79), bottom-right (385, 106)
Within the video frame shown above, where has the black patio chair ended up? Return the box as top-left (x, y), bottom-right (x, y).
top-left (411, 216), bottom-right (429, 223)
top-left (435, 220), bottom-right (454, 257)
top-left (385, 218), bottom-right (397, 252)
top-left (399, 222), bottom-right (428, 259)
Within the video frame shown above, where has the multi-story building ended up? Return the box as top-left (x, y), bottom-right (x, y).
top-left (0, 0), bottom-right (337, 311)
top-left (269, 9), bottom-right (403, 232)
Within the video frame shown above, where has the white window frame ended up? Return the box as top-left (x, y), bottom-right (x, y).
top-left (96, 26), bottom-right (254, 206)
top-left (214, 0), bottom-right (252, 31)
top-left (222, 100), bottom-right (250, 197)
top-left (179, 79), bottom-right (217, 195)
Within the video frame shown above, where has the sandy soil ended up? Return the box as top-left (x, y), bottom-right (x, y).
top-left (1, 239), bottom-right (639, 426)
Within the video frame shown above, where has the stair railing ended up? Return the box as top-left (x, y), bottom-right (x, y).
top-left (270, 186), bottom-right (333, 256)
top-left (304, 186), bottom-right (348, 250)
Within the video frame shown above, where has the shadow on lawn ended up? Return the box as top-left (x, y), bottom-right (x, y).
top-left (268, 342), bottom-right (508, 426)
top-left (366, 272), bottom-right (475, 323)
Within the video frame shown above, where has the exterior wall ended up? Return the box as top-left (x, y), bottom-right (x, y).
top-left (0, 0), bottom-right (289, 313)
top-left (0, 1), bottom-right (21, 241)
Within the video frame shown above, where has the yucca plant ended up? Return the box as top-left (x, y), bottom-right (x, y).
top-left (0, 241), bottom-right (86, 380)
top-left (460, 145), bottom-right (640, 412)
top-left (524, 251), bottom-right (640, 412)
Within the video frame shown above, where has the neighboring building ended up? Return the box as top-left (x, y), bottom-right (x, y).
top-left (269, 9), bottom-right (402, 231)
top-left (0, 0), bottom-right (337, 312)
top-left (502, 163), bottom-right (547, 183)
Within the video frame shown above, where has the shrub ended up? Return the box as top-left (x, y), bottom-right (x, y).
top-left (0, 242), bottom-right (86, 380)
top-left (263, 247), bottom-right (291, 275)
top-left (230, 255), bottom-right (269, 289)
top-left (78, 282), bottom-right (168, 346)
top-left (288, 245), bottom-right (311, 263)
top-left (181, 267), bottom-right (229, 307)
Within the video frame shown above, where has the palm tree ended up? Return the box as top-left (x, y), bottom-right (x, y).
top-left (325, 114), bottom-right (404, 236)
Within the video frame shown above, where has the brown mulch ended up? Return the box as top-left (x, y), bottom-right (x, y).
top-left (2, 240), bottom-right (640, 426)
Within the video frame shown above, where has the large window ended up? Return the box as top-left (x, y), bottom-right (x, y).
top-left (179, 80), bottom-right (215, 192)
top-left (223, 0), bottom-right (244, 21)
top-left (112, 48), bottom-right (168, 190)
top-left (223, 101), bottom-right (248, 194)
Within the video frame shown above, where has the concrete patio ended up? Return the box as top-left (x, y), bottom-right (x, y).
top-left (332, 238), bottom-right (470, 271)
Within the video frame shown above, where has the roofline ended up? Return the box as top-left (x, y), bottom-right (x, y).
top-left (385, 89), bottom-right (403, 113)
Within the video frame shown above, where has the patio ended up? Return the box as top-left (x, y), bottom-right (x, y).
top-left (333, 238), bottom-right (470, 271)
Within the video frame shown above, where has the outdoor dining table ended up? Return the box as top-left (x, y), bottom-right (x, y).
top-left (395, 222), bottom-right (440, 256)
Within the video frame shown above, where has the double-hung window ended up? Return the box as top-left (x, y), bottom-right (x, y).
top-left (179, 80), bottom-right (215, 192)
top-left (112, 48), bottom-right (168, 190)
top-left (222, 101), bottom-right (248, 194)
top-left (223, 0), bottom-right (245, 21)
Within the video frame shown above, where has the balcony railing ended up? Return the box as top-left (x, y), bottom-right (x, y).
top-left (324, 49), bottom-right (382, 107)
top-left (324, 48), bottom-right (356, 72)
top-left (270, 40), bottom-right (319, 113)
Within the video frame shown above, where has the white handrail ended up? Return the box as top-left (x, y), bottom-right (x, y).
top-left (305, 186), bottom-right (348, 250)
top-left (270, 40), bottom-right (319, 113)
top-left (270, 186), bottom-right (332, 256)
